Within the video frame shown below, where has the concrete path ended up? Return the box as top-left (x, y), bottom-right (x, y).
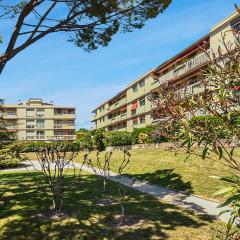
top-left (2, 160), bottom-right (231, 223)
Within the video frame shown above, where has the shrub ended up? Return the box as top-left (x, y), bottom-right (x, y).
top-left (131, 126), bottom-right (153, 144)
top-left (92, 129), bottom-right (105, 151)
top-left (105, 132), bottom-right (132, 146)
top-left (0, 157), bottom-right (21, 169)
top-left (22, 141), bottom-right (81, 152)
top-left (189, 115), bottom-right (232, 140)
top-left (138, 133), bottom-right (149, 144)
top-left (77, 132), bottom-right (94, 150)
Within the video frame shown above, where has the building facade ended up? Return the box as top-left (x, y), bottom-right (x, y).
top-left (92, 11), bottom-right (239, 132)
top-left (0, 98), bottom-right (76, 141)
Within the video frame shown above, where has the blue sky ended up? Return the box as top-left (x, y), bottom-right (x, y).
top-left (0, 0), bottom-right (238, 129)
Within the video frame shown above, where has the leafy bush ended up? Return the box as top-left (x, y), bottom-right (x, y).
top-left (105, 132), bottom-right (132, 146)
top-left (150, 130), bottom-right (169, 143)
top-left (0, 158), bottom-right (21, 169)
top-left (92, 129), bottom-right (105, 151)
top-left (189, 115), bottom-right (232, 140)
top-left (131, 126), bottom-right (153, 144)
top-left (22, 141), bottom-right (81, 152)
top-left (138, 133), bottom-right (149, 144)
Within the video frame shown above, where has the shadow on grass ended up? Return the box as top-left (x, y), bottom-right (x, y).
top-left (0, 171), bottom-right (215, 240)
top-left (128, 168), bottom-right (193, 193)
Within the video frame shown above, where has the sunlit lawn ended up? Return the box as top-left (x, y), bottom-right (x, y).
top-left (77, 149), bottom-right (240, 200)
top-left (0, 171), bottom-right (224, 240)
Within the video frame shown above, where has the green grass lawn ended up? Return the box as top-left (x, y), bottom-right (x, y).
top-left (0, 171), bottom-right (224, 240)
top-left (77, 149), bottom-right (240, 200)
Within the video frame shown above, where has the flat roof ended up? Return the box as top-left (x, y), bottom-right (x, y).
top-left (92, 69), bottom-right (154, 112)
top-left (210, 11), bottom-right (239, 33)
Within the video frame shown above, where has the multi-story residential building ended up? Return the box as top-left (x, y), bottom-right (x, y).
top-left (0, 98), bottom-right (76, 141)
top-left (92, 11), bottom-right (239, 132)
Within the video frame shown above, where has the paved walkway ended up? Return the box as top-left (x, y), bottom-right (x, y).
top-left (2, 160), bottom-right (231, 223)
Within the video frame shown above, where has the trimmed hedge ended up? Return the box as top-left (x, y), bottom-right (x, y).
top-left (21, 141), bottom-right (81, 152)
top-left (104, 132), bottom-right (132, 146)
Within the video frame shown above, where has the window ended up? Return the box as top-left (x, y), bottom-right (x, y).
top-left (36, 119), bottom-right (45, 129)
top-left (139, 115), bottom-right (145, 124)
top-left (133, 118), bottom-right (138, 125)
top-left (55, 109), bottom-right (62, 115)
top-left (36, 131), bottom-right (45, 139)
top-left (26, 120), bottom-right (35, 128)
top-left (232, 17), bottom-right (240, 31)
top-left (132, 84), bottom-right (138, 93)
top-left (189, 76), bottom-right (199, 85)
top-left (26, 109), bottom-right (35, 117)
top-left (68, 120), bottom-right (74, 125)
top-left (139, 79), bottom-right (145, 88)
top-left (139, 97), bottom-right (145, 106)
top-left (67, 109), bottom-right (75, 114)
top-left (131, 109), bottom-right (136, 116)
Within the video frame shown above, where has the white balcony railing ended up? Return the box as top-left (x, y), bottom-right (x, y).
top-left (36, 124), bottom-right (45, 129)
top-left (54, 124), bottom-right (75, 129)
top-left (159, 52), bottom-right (208, 84)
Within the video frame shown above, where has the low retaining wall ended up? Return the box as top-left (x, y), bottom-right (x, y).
top-left (106, 140), bottom-right (240, 151)
top-left (106, 142), bottom-right (179, 151)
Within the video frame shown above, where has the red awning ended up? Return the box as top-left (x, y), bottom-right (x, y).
top-left (120, 106), bottom-right (127, 112)
top-left (131, 102), bottom-right (138, 111)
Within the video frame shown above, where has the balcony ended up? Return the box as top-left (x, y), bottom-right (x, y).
top-left (159, 52), bottom-right (208, 83)
top-left (108, 98), bottom-right (127, 111)
top-left (54, 124), bottom-right (75, 129)
top-left (26, 125), bottom-right (35, 129)
top-left (36, 114), bottom-right (44, 118)
top-left (36, 136), bottom-right (45, 140)
top-left (36, 124), bottom-right (45, 129)
top-left (109, 113), bottom-right (127, 124)
top-left (175, 82), bottom-right (204, 97)
top-left (54, 113), bottom-right (75, 119)
top-left (3, 113), bottom-right (17, 119)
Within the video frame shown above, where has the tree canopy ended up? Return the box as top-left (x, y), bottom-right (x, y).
top-left (0, 0), bottom-right (172, 75)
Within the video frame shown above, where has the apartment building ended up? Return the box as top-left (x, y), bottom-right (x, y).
top-left (0, 98), bottom-right (76, 141)
top-left (92, 11), bottom-right (239, 132)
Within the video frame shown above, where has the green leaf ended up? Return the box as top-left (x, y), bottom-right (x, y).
top-left (202, 147), bottom-right (208, 159)
top-left (219, 209), bottom-right (231, 217)
top-left (227, 215), bottom-right (236, 232)
top-left (210, 175), bottom-right (239, 184)
top-left (218, 195), bottom-right (239, 207)
top-left (0, 33), bottom-right (2, 44)
top-left (217, 146), bottom-right (223, 159)
top-left (213, 186), bottom-right (235, 196)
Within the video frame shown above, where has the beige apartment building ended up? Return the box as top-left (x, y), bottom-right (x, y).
top-left (0, 98), bottom-right (76, 141)
top-left (92, 11), bottom-right (239, 132)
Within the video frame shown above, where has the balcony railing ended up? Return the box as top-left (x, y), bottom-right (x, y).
top-left (36, 136), bottom-right (45, 140)
top-left (159, 52), bottom-right (208, 83)
top-left (26, 125), bottom-right (35, 129)
top-left (36, 124), bottom-right (45, 129)
top-left (54, 124), bottom-right (75, 129)
top-left (3, 113), bottom-right (17, 118)
top-left (108, 98), bottom-right (127, 111)
top-left (36, 114), bottom-right (44, 118)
